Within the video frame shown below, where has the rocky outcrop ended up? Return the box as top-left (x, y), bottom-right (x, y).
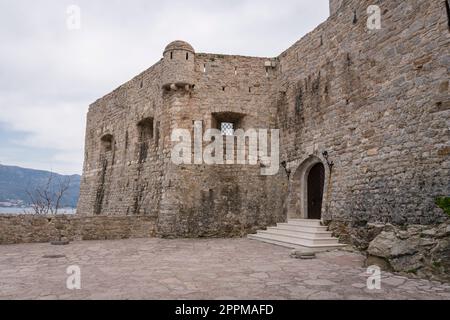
top-left (366, 223), bottom-right (450, 282)
top-left (328, 219), bottom-right (450, 282)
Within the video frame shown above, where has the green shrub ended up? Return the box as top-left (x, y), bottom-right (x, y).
top-left (435, 197), bottom-right (450, 216)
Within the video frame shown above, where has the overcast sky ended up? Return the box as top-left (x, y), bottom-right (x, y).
top-left (0, 0), bottom-right (329, 175)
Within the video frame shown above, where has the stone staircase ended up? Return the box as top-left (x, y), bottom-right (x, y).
top-left (248, 219), bottom-right (346, 251)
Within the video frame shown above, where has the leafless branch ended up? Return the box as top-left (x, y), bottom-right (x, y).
top-left (25, 172), bottom-right (72, 215)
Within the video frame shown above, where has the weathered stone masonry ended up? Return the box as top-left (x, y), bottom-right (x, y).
top-left (77, 42), bottom-right (287, 238)
top-left (74, 0), bottom-right (449, 240)
top-left (0, 215), bottom-right (156, 245)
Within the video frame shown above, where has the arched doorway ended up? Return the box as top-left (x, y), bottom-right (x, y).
top-left (287, 156), bottom-right (328, 221)
top-left (307, 163), bottom-right (325, 220)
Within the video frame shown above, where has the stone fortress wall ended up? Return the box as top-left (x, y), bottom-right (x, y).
top-left (1, 0), bottom-right (448, 245)
top-left (77, 0), bottom-right (449, 239)
top-left (0, 215), bottom-right (156, 245)
top-left (77, 42), bottom-right (289, 238)
top-left (279, 0), bottom-right (449, 229)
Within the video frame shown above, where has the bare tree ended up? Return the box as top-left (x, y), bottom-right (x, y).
top-left (26, 172), bottom-right (71, 215)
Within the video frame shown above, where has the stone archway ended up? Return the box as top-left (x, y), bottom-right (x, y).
top-left (287, 155), bottom-right (329, 221)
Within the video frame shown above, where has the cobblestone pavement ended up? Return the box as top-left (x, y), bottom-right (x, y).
top-left (0, 238), bottom-right (449, 300)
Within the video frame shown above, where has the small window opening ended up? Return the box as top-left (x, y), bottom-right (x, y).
top-left (220, 122), bottom-right (234, 136)
top-left (222, 86), bottom-right (226, 91)
top-left (170, 52), bottom-right (173, 59)
top-left (352, 10), bottom-right (358, 24)
top-left (186, 52), bottom-right (189, 60)
top-left (138, 118), bottom-right (154, 140)
top-left (137, 118), bottom-right (154, 163)
top-left (446, 0), bottom-right (450, 30)
top-left (140, 80), bottom-right (143, 89)
top-left (203, 64), bottom-right (206, 73)
top-left (155, 121), bottom-right (160, 148)
top-left (234, 67), bottom-right (238, 75)
top-left (212, 111), bottom-right (245, 138)
top-left (249, 87), bottom-right (252, 93)
top-left (101, 134), bottom-right (113, 152)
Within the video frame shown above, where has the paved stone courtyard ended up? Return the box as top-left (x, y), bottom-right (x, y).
top-left (0, 238), bottom-right (449, 300)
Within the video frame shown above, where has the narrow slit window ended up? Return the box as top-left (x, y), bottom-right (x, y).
top-left (446, 0), bottom-right (450, 29)
top-left (203, 64), bottom-right (206, 73)
top-left (170, 52), bottom-right (173, 59)
top-left (155, 121), bottom-right (160, 148)
top-left (186, 52), bottom-right (189, 60)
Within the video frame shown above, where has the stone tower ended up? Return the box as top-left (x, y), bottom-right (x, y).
top-left (161, 40), bottom-right (196, 91)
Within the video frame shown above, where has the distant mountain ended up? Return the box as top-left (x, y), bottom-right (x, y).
top-left (0, 165), bottom-right (81, 208)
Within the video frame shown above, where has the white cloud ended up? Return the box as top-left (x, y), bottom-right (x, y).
top-left (0, 0), bottom-right (329, 175)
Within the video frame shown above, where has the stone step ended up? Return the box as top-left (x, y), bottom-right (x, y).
top-left (288, 219), bottom-right (322, 227)
top-left (248, 233), bottom-right (346, 250)
top-left (256, 231), bottom-right (340, 246)
top-left (249, 218), bottom-right (345, 250)
top-left (276, 223), bottom-right (329, 233)
top-left (266, 227), bottom-right (333, 239)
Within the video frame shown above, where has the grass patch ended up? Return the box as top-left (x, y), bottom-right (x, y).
top-left (432, 261), bottom-right (442, 269)
top-left (435, 197), bottom-right (450, 216)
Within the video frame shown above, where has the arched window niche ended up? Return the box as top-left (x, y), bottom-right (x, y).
top-left (137, 117), bottom-right (154, 163)
top-left (100, 134), bottom-right (114, 153)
